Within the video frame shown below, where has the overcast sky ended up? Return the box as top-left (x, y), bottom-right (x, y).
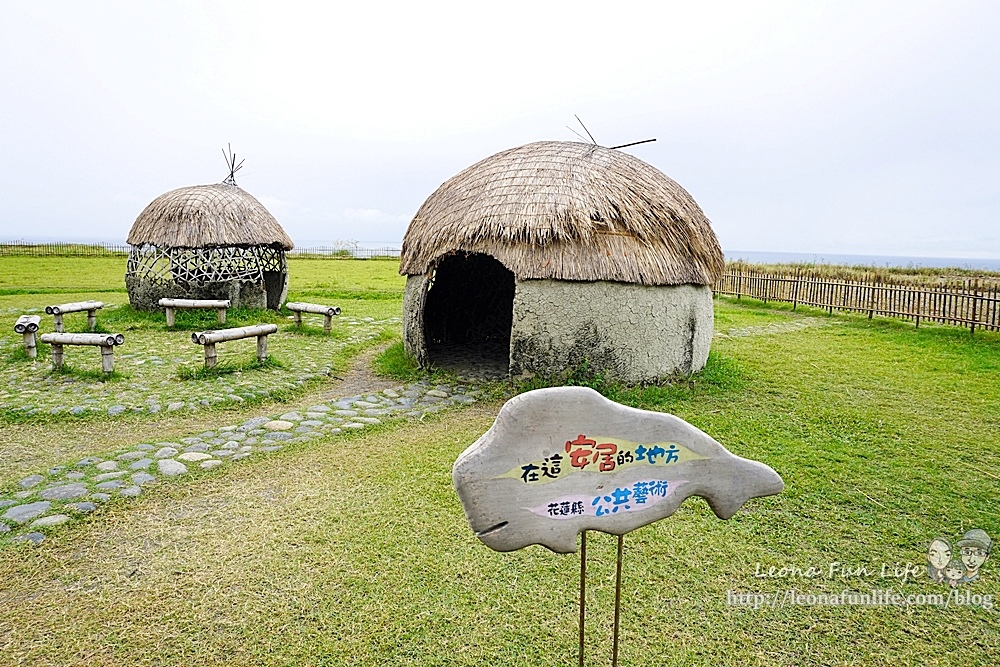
top-left (1, 1), bottom-right (997, 258)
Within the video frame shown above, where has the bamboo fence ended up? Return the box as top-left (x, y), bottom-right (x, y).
top-left (716, 264), bottom-right (1000, 333)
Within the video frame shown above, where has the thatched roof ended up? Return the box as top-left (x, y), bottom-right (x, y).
top-left (127, 183), bottom-right (294, 250)
top-left (400, 141), bottom-right (723, 285)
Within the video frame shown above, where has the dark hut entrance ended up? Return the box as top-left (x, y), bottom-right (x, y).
top-left (424, 252), bottom-right (514, 376)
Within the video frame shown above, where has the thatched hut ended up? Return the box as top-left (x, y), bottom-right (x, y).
top-left (399, 141), bottom-right (724, 382)
top-left (125, 183), bottom-right (294, 310)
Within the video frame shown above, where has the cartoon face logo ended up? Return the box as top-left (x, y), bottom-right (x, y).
top-left (957, 529), bottom-right (992, 580)
top-left (943, 559), bottom-right (965, 587)
top-left (928, 529), bottom-right (992, 586)
top-left (963, 546), bottom-right (989, 570)
top-left (927, 538), bottom-right (951, 571)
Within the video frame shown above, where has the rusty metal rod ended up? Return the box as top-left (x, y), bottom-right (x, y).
top-left (578, 530), bottom-right (587, 667)
top-left (612, 533), bottom-right (624, 667)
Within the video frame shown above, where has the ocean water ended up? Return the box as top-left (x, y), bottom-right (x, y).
top-left (725, 250), bottom-right (1000, 272)
top-left (3, 234), bottom-right (999, 272)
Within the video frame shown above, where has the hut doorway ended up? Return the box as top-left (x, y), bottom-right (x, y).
top-left (424, 252), bottom-right (514, 376)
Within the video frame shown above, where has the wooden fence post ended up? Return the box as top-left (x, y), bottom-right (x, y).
top-left (970, 278), bottom-right (979, 335)
top-left (792, 268), bottom-right (800, 311)
top-left (867, 274), bottom-right (876, 319)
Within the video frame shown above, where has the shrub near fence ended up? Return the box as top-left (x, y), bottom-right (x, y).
top-left (716, 263), bottom-right (1000, 333)
top-left (0, 242), bottom-right (401, 260)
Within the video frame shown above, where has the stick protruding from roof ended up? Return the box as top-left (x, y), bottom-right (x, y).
top-left (222, 144), bottom-right (244, 186)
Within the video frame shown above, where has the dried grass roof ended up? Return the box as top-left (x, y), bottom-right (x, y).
top-left (400, 141), bottom-right (723, 285)
top-left (127, 184), bottom-right (294, 250)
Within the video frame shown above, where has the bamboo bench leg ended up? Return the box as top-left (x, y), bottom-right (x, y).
top-left (54, 314), bottom-right (64, 333)
top-left (204, 342), bottom-right (217, 368)
top-left (23, 332), bottom-right (37, 359)
top-left (165, 307), bottom-right (175, 327)
top-left (323, 314), bottom-right (332, 334)
top-left (294, 312), bottom-right (303, 326)
top-left (51, 344), bottom-right (64, 369)
top-left (87, 309), bottom-right (97, 331)
top-left (217, 308), bottom-right (226, 324)
top-left (100, 345), bottom-right (115, 373)
top-left (257, 335), bottom-right (268, 362)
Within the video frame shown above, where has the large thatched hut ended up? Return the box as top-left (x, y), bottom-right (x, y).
top-left (399, 141), bottom-right (724, 383)
top-left (125, 183), bottom-right (294, 310)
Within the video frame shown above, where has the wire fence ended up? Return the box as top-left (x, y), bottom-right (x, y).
top-left (716, 264), bottom-right (1000, 333)
top-left (0, 241), bottom-right (401, 260)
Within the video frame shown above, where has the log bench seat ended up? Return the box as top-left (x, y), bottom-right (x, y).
top-left (159, 298), bottom-right (231, 326)
top-left (40, 332), bottom-right (125, 373)
top-left (44, 301), bottom-right (103, 332)
top-left (285, 302), bottom-right (341, 333)
top-left (190, 324), bottom-right (278, 368)
top-left (14, 315), bottom-right (41, 358)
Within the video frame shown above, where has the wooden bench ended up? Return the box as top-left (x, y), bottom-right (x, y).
top-left (159, 298), bottom-right (231, 326)
top-left (191, 324), bottom-right (278, 368)
top-left (40, 332), bottom-right (125, 373)
top-left (14, 315), bottom-right (41, 359)
top-left (45, 301), bottom-right (103, 332)
top-left (285, 302), bottom-right (341, 333)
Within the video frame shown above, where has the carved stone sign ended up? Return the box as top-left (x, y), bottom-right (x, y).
top-left (453, 387), bottom-right (783, 553)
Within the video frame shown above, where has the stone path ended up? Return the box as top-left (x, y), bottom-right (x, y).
top-left (0, 380), bottom-right (481, 546)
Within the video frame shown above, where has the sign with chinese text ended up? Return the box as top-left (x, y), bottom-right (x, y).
top-left (453, 387), bottom-right (783, 553)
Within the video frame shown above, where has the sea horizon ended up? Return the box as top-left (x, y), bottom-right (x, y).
top-left (2, 235), bottom-right (999, 272)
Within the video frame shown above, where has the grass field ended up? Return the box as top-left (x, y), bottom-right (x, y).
top-left (1, 258), bottom-right (998, 666)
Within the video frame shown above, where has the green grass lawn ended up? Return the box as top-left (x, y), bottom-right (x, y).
top-left (0, 258), bottom-right (998, 665)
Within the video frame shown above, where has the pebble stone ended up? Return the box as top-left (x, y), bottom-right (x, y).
top-left (131, 472), bottom-right (156, 486)
top-left (31, 514), bottom-right (69, 528)
top-left (177, 452), bottom-right (213, 462)
top-left (65, 502), bottom-right (97, 513)
top-left (3, 501), bottom-right (52, 524)
top-left (263, 420), bottom-right (294, 431)
top-left (18, 474), bottom-right (44, 489)
top-left (93, 471), bottom-right (127, 482)
top-left (95, 480), bottom-right (124, 491)
top-left (39, 484), bottom-right (88, 501)
top-left (157, 460), bottom-right (188, 476)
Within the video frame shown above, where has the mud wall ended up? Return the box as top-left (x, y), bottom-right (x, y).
top-left (509, 280), bottom-right (713, 382)
top-left (126, 277), bottom-right (270, 311)
top-left (402, 274), bottom-right (430, 366)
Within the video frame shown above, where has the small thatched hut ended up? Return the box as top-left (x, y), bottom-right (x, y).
top-left (399, 141), bottom-right (724, 383)
top-left (125, 183), bottom-right (294, 310)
